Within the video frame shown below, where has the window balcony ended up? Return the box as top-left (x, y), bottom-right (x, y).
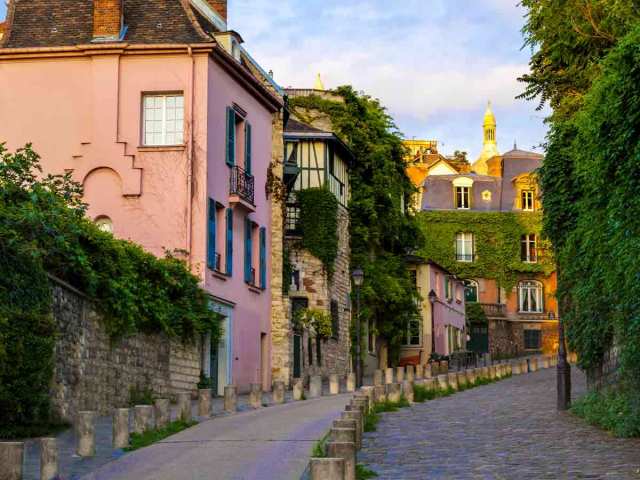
top-left (229, 165), bottom-right (255, 211)
top-left (478, 303), bottom-right (507, 318)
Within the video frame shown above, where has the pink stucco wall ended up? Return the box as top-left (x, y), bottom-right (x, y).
top-left (0, 49), bottom-right (274, 392)
top-left (430, 265), bottom-right (466, 355)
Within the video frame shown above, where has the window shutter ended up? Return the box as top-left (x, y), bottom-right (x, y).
top-left (226, 107), bottom-right (236, 166)
top-left (259, 227), bottom-right (266, 289)
top-left (225, 208), bottom-right (233, 276)
top-left (244, 217), bottom-right (253, 283)
top-left (245, 122), bottom-right (252, 175)
top-left (207, 199), bottom-right (216, 269)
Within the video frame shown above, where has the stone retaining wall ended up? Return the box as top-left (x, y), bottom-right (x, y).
top-left (51, 277), bottom-right (201, 422)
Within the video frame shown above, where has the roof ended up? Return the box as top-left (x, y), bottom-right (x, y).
top-left (284, 118), bottom-right (330, 135)
top-left (502, 148), bottom-right (544, 160)
top-left (284, 117), bottom-right (354, 164)
top-left (2, 0), bottom-right (214, 48)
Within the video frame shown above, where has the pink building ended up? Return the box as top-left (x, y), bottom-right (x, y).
top-left (0, 0), bottom-right (282, 394)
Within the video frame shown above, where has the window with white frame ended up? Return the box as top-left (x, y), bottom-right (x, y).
top-left (403, 317), bottom-right (421, 346)
top-left (464, 279), bottom-right (479, 302)
top-left (518, 280), bottom-right (543, 313)
top-left (521, 190), bottom-right (535, 211)
top-left (455, 186), bottom-right (471, 209)
top-left (142, 93), bottom-right (184, 146)
top-left (455, 232), bottom-right (474, 262)
top-left (521, 234), bottom-right (538, 263)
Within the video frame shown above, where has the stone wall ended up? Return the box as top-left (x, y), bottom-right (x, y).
top-left (51, 277), bottom-right (201, 422)
top-left (489, 319), bottom-right (558, 357)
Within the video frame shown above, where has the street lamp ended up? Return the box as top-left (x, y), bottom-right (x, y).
top-left (428, 289), bottom-right (438, 357)
top-left (352, 267), bottom-right (364, 388)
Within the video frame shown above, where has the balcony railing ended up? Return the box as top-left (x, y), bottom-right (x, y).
top-left (478, 303), bottom-right (507, 317)
top-left (230, 165), bottom-right (255, 206)
top-left (456, 253), bottom-right (475, 262)
top-left (213, 253), bottom-right (222, 273)
top-left (521, 247), bottom-right (549, 263)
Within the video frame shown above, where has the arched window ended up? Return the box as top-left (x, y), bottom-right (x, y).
top-left (518, 280), bottom-right (543, 313)
top-left (95, 216), bottom-right (113, 234)
top-left (464, 280), bottom-right (479, 302)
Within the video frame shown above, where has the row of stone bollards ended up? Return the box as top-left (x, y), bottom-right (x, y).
top-left (0, 372), bottom-right (359, 480)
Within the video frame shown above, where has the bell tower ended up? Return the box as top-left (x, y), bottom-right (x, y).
top-left (473, 101), bottom-right (500, 175)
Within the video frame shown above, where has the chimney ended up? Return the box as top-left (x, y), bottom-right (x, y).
top-left (207, 0), bottom-right (227, 22)
top-left (93, 0), bottom-right (123, 41)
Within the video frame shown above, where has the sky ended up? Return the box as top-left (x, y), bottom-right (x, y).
top-left (0, 0), bottom-right (549, 160)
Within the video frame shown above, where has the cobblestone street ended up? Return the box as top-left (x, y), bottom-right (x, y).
top-left (360, 368), bottom-right (640, 479)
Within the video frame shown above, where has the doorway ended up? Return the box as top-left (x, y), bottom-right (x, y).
top-left (293, 334), bottom-right (302, 378)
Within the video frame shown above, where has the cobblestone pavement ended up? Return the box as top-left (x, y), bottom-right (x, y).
top-left (360, 368), bottom-right (640, 480)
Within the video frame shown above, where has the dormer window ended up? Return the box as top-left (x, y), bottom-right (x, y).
top-left (455, 186), bottom-right (471, 209)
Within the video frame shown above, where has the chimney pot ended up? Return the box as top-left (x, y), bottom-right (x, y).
top-left (93, 0), bottom-right (123, 40)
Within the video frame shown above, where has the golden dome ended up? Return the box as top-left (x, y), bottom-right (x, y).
top-left (483, 101), bottom-right (496, 126)
top-left (314, 73), bottom-right (325, 91)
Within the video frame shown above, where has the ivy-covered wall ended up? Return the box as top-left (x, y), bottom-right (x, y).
top-left (416, 210), bottom-right (555, 290)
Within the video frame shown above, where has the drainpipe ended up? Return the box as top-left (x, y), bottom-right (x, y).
top-left (186, 46), bottom-right (195, 271)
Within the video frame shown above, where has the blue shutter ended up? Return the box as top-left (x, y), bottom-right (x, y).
top-left (245, 122), bottom-right (252, 175)
top-left (244, 217), bottom-right (253, 284)
top-left (225, 208), bottom-right (233, 276)
top-left (259, 227), bottom-right (266, 289)
top-left (207, 199), bottom-right (216, 269)
top-left (226, 107), bottom-right (236, 166)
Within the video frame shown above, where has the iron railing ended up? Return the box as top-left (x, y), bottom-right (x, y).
top-left (230, 165), bottom-right (255, 205)
top-left (479, 303), bottom-right (507, 317)
top-left (456, 253), bottom-right (475, 262)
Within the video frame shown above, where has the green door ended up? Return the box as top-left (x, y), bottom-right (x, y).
top-left (210, 337), bottom-right (219, 396)
top-left (468, 324), bottom-right (489, 354)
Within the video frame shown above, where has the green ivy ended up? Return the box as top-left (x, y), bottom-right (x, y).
top-left (416, 211), bottom-right (555, 290)
top-left (465, 302), bottom-right (488, 325)
top-left (297, 187), bottom-right (338, 275)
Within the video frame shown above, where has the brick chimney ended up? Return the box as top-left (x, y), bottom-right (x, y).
top-left (207, 0), bottom-right (227, 22)
top-left (93, 0), bottom-right (123, 41)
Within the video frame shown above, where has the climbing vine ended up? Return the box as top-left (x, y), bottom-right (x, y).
top-left (416, 211), bottom-right (554, 290)
top-left (293, 308), bottom-right (333, 338)
top-left (297, 187), bottom-right (339, 276)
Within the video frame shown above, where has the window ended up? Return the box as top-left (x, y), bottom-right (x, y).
top-left (226, 107), bottom-right (236, 166)
top-left (521, 234), bottom-right (537, 263)
top-left (244, 217), bottom-right (255, 285)
top-left (330, 300), bottom-right (339, 339)
top-left (403, 317), bottom-right (421, 346)
top-left (464, 280), bottom-right (478, 302)
top-left (259, 227), bottom-right (267, 289)
top-left (95, 216), bottom-right (113, 234)
top-left (444, 276), bottom-right (453, 302)
top-left (521, 190), bottom-right (535, 211)
top-left (207, 199), bottom-right (224, 272)
top-left (519, 280), bottom-right (543, 313)
top-left (524, 329), bottom-right (541, 350)
top-left (225, 208), bottom-right (233, 275)
top-left (455, 186), bottom-right (471, 209)
top-left (455, 232), bottom-right (474, 262)
top-left (143, 94), bottom-right (184, 146)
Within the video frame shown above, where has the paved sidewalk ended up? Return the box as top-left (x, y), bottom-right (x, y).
top-left (360, 368), bottom-right (640, 479)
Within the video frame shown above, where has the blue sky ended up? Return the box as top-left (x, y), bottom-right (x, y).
top-left (0, 1), bottom-right (548, 160)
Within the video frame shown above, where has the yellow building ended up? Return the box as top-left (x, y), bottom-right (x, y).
top-left (472, 101), bottom-right (500, 175)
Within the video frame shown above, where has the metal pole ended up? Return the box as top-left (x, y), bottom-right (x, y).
top-left (355, 287), bottom-right (362, 388)
top-left (557, 315), bottom-right (571, 410)
top-left (430, 300), bottom-right (435, 356)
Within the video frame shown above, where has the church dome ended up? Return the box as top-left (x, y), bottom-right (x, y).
top-left (483, 101), bottom-right (496, 126)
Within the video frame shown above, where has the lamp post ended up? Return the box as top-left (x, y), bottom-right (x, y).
top-left (428, 289), bottom-right (438, 357)
top-left (352, 267), bottom-right (364, 388)
top-left (557, 315), bottom-right (571, 410)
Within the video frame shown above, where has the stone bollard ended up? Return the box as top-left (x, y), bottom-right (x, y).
top-left (431, 362), bottom-right (439, 376)
top-left (495, 364), bottom-right (503, 379)
top-left (406, 365), bottom-right (415, 382)
top-left (334, 419), bottom-right (358, 441)
top-left (374, 385), bottom-right (386, 403)
top-left (440, 361), bottom-right (449, 373)
top-left (506, 363), bottom-right (512, 376)
top-left (480, 366), bottom-right (489, 380)
top-left (530, 358), bottom-right (539, 372)
top-left (346, 373), bottom-right (356, 393)
top-left (224, 385), bottom-right (238, 413)
top-left (250, 383), bottom-right (263, 407)
top-left (359, 387), bottom-right (375, 413)
top-left (373, 369), bottom-right (383, 386)
top-left (154, 399), bottom-right (170, 428)
top-left (447, 372), bottom-right (459, 391)
top-left (437, 374), bottom-right (449, 391)
top-left (386, 383), bottom-right (402, 403)
top-left (177, 392), bottom-right (192, 421)
top-left (310, 457), bottom-right (345, 480)
top-left (326, 442), bottom-right (356, 480)
top-left (134, 405), bottom-right (154, 434)
top-left (341, 410), bottom-right (363, 448)
top-left (402, 380), bottom-right (414, 403)
top-left (331, 427), bottom-right (357, 450)
top-left (488, 365), bottom-right (497, 380)
top-left (415, 364), bottom-right (424, 380)
top-left (396, 366), bottom-right (405, 383)
top-left (273, 381), bottom-right (286, 404)
top-left (76, 411), bottom-right (96, 457)
top-left (40, 437), bottom-right (58, 480)
top-left (0, 442), bottom-right (24, 480)
top-left (424, 378), bottom-right (436, 391)
top-left (456, 371), bottom-right (467, 389)
top-left (521, 359), bottom-right (529, 373)
top-left (198, 388), bottom-right (212, 417)
top-left (309, 375), bottom-right (323, 398)
top-left (329, 375), bottom-right (340, 395)
top-left (113, 408), bottom-right (130, 449)
top-left (541, 356), bottom-right (551, 369)
top-left (385, 367), bottom-right (394, 384)
top-left (424, 364), bottom-right (433, 379)
top-left (512, 361), bottom-right (522, 375)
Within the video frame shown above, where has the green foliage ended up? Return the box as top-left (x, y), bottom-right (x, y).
top-left (572, 388), bottom-right (640, 438)
top-left (297, 187), bottom-right (339, 275)
top-left (197, 371), bottom-right (213, 390)
top-left (466, 302), bottom-right (488, 326)
top-left (125, 419), bottom-right (197, 451)
top-left (363, 410), bottom-right (380, 432)
top-left (289, 87), bottom-right (421, 359)
top-left (311, 432), bottom-right (330, 458)
top-left (416, 211), bottom-right (554, 289)
top-left (128, 385), bottom-right (155, 407)
top-left (293, 307), bottom-right (333, 338)
top-left (356, 464), bottom-right (379, 479)
top-left (0, 144), bottom-right (221, 435)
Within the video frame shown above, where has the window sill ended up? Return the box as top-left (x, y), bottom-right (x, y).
top-left (247, 284), bottom-right (262, 294)
top-left (138, 144), bottom-right (186, 152)
top-left (210, 270), bottom-right (229, 281)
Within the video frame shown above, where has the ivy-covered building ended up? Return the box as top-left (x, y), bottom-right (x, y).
top-left (407, 104), bottom-right (559, 357)
top-left (269, 85), bottom-right (354, 384)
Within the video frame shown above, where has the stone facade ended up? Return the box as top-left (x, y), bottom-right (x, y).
top-left (488, 319), bottom-right (558, 357)
top-left (51, 277), bottom-right (201, 422)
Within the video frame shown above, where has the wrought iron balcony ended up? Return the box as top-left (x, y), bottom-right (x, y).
top-left (229, 165), bottom-right (255, 207)
top-left (478, 303), bottom-right (507, 318)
